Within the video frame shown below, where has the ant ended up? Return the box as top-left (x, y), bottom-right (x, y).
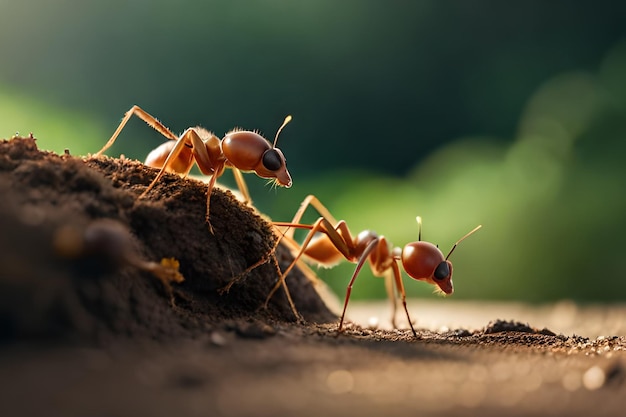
top-left (54, 218), bottom-right (184, 302)
top-left (267, 195), bottom-right (482, 337)
top-left (93, 105), bottom-right (293, 227)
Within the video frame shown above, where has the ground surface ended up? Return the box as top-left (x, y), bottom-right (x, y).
top-left (0, 136), bottom-right (625, 417)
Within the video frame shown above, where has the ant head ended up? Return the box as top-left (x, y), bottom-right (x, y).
top-left (401, 241), bottom-right (454, 295)
top-left (400, 218), bottom-right (482, 295)
top-left (222, 115), bottom-right (293, 187)
top-left (259, 147), bottom-right (292, 187)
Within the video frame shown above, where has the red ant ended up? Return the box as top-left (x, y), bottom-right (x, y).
top-left (94, 105), bottom-right (293, 226)
top-left (268, 195), bottom-right (482, 337)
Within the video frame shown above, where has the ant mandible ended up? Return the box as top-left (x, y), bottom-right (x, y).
top-left (268, 195), bottom-right (481, 337)
top-left (94, 105), bottom-right (293, 227)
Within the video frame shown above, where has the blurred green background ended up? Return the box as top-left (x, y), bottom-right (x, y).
top-left (1, 1), bottom-right (625, 303)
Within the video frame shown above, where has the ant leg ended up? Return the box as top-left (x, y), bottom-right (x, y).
top-left (264, 219), bottom-right (328, 303)
top-left (181, 130), bottom-right (228, 230)
top-left (390, 261), bottom-right (417, 337)
top-left (284, 195), bottom-right (341, 240)
top-left (267, 218), bottom-right (357, 305)
top-left (337, 238), bottom-right (379, 333)
top-left (138, 129), bottom-right (202, 198)
top-left (135, 127), bottom-right (224, 233)
top-left (384, 271), bottom-right (399, 328)
top-left (201, 164), bottom-right (226, 233)
top-left (219, 232), bottom-right (283, 294)
top-left (217, 230), bottom-right (304, 322)
top-left (231, 168), bottom-right (252, 205)
top-left (95, 105), bottom-right (178, 157)
top-left (268, 253), bottom-right (304, 323)
top-left (273, 229), bottom-right (321, 285)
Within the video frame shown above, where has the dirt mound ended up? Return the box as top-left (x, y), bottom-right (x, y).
top-left (0, 136), bottom-right (334, 342)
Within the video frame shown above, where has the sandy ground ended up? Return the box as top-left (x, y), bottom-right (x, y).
top-left (0, 136), bottom-right (625, 417)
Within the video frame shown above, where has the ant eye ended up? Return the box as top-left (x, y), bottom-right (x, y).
top-left (262, 149), bottom-right (282, 171)
top-left (434, 262), bottom-right (449, 280)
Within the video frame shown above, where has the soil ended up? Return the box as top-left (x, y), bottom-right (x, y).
top-left (0, 136), bottom-right (625, 417)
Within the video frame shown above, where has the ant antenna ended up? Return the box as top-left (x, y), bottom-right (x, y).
top-left (415, 216), bottom-right (423, 241)
top-left (273, 115), bottom-right (292, 148)
top-left (445, 225), bottom-right (482, 261)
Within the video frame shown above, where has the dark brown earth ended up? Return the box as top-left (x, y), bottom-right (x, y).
top-left (1, 136), bottom-right (625, 417)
